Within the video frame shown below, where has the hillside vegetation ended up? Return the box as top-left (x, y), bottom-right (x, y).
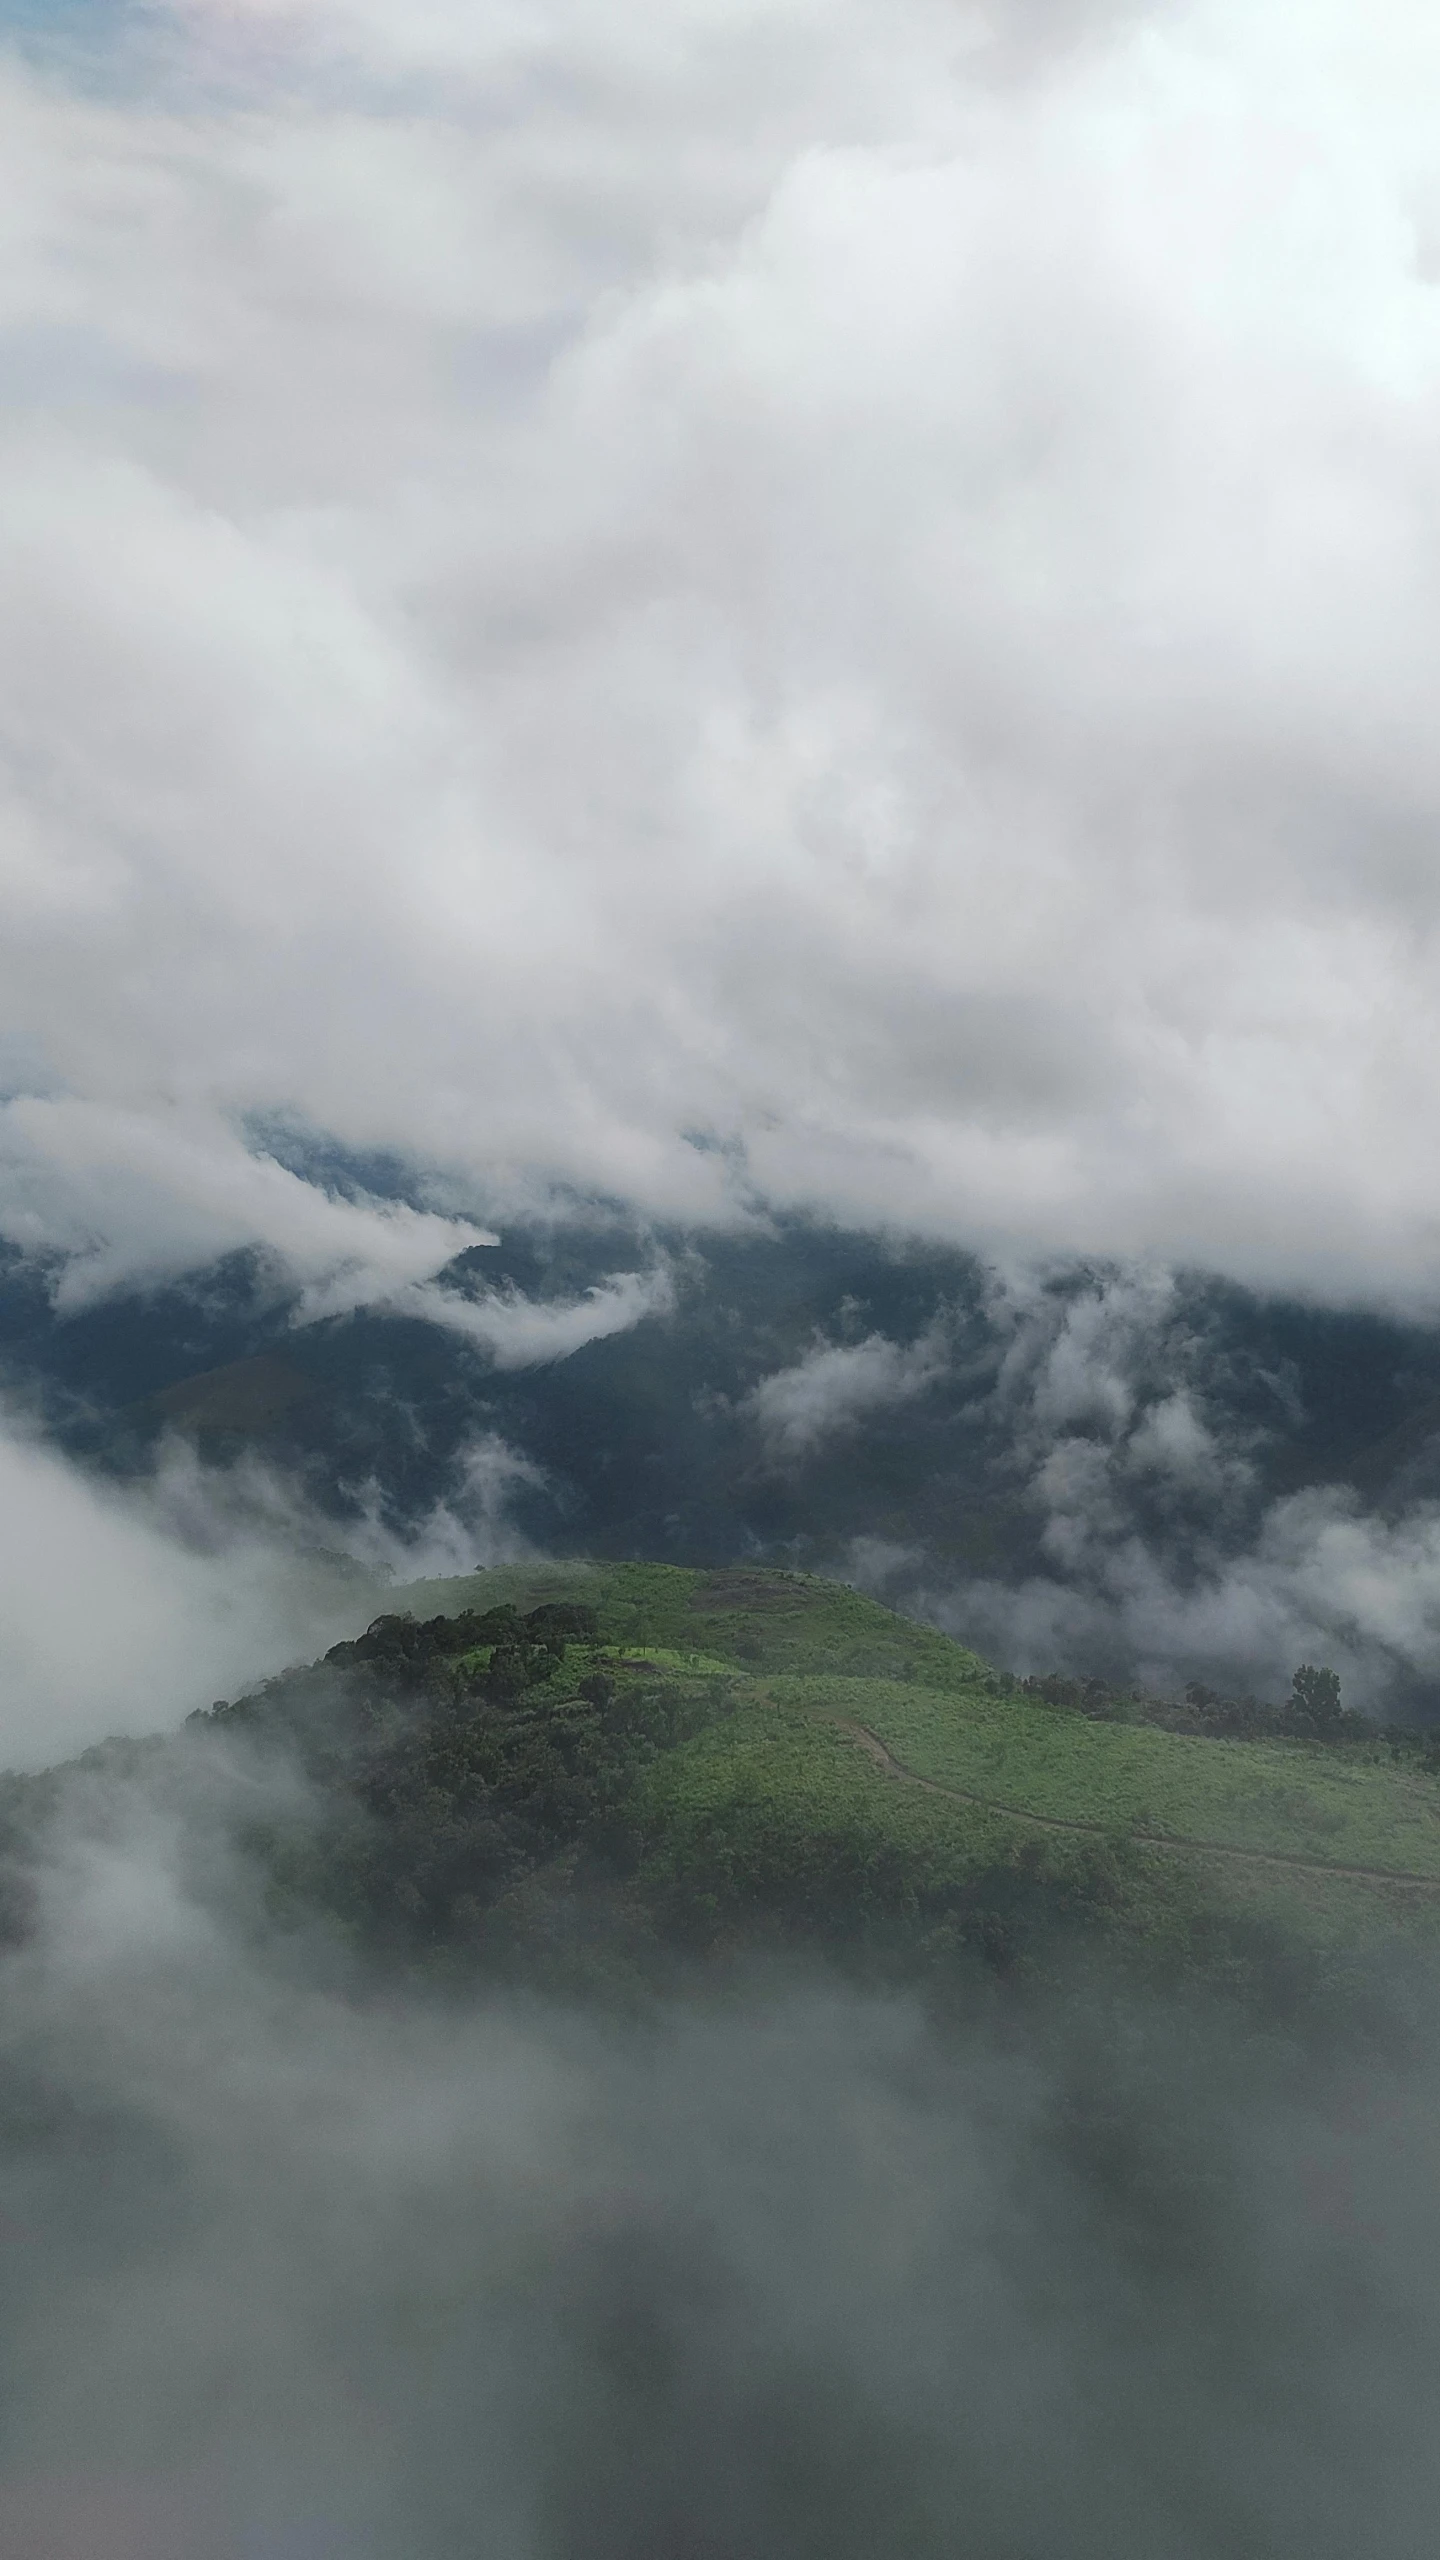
top-left (157, 1562), bottom-right (1440, 2011)
top-left (386, 1562), bottom-right (1440, 1871)
top-left (5, 1561), bottom-right (1423, 2014)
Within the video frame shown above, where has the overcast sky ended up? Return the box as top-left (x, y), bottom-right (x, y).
top-left (3, 0), bottom-right (1440, 1312)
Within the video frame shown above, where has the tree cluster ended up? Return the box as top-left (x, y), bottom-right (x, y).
top-left (196, 1600), bottom-right (711, 1970)
top-left (1021, 1661), bottom-right (1366, 1744)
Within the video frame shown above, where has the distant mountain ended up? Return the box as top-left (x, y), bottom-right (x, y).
top-left (9, 1218), bottom-right (1440, 1701)
top-left (144, 1352), bottom-right (329, 1443)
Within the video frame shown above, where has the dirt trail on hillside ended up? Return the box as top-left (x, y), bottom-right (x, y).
top-left (827, 1716), bottom-right (1440, 1894)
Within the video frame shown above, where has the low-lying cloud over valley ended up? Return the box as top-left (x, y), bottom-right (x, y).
top-left (0, 1735), bottom-right (1437, 2560)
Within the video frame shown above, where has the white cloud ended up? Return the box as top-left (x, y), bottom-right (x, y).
top-left (0, 1419), bottom-right (351, 1765)
top-left (1126, 1390), bottom-right (1225, 1488)
top-left (848, 1265), bottom-right (1440, 1706)
top-left (936, 1488), bottom-right (1440, 1711)
top-left (4, 1), bottom-right (1440, 1298)
top-left (399, 1263), bottom-right (675, 1366)
top-left (750, 1325), bottom-right (947, 1455)
top-left (0, 1097), bottom-right (496, 1309)
top-left (0, 1412), bottom-right (536, 1767)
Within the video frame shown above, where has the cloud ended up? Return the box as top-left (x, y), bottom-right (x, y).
top-left (1, 0), bottom-right (1440, 1302)
top-left (0, 1098), bottom-right (496, 1311)
top-left (0, 1411), bottom-right (536, 1767)
top-left (749, 1324), bottom-right (948, 1455)
top-left (926, 1488), bottom-right (1440, 1711)
top-left (399, 1263), bottom-right (675, 1367)
top-left (830, 1266), bottom-right (1440, 1707)
top-left (5, 1740), bottom-right (1440, 2558)
top-left (989, 1258), bottom-right (1258, 1453)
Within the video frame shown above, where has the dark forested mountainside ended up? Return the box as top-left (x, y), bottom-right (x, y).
top-left (11, 1221), bottom-right (1440, 1591)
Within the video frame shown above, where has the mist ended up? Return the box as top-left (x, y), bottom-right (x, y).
top-left (0, 1720), bottom-right (1431, 2560)
top-left (0, 1411), bottom-right (542, 1767)
top-left (912, 1484), bottom-right (1440, 1713)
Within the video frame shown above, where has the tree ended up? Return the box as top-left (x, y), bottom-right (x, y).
top-left (1289, 1663), bottom-right (1342, 1734)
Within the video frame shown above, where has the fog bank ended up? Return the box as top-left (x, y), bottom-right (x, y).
top-left (0, 1414), bottom-right (537, 1766)
top-left (0, 1749), bottom-right (1438, 2559)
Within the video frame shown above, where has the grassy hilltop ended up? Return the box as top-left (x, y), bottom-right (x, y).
top-left (291, 1559), bottom-right (1440, 1991)
top-left (9, 1556), bottom-right (1418, 2017)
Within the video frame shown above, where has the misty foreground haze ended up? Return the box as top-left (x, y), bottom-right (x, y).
top-left (0, 1706), bottom-right (1434, 2560)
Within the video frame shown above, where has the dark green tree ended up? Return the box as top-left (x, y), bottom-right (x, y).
top-left (1289, 1663), bottom-right (1342, 1733)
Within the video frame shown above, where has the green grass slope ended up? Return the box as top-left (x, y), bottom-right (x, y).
top-left (378, 1562), bottom-right (1440, 1957)
top-left (385, 1560), bottom-right (995, 1687)
top-left (766, 1676), bottom-right (1440, 1879)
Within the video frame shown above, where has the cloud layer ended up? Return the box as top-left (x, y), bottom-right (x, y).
top-left (0, 1411), bottom-right (539, 1765)
top-left (4, 1744), bottom-right (1440, 2559)
top-left (3, 0), bottom-right (1440, 1301)
top-left (402, 1263), bottom-right (675, 1366)
top-left (837, 1267), bottom-right (1440, 1708)
top-left (750, 1324), bottom-right (949, 1455)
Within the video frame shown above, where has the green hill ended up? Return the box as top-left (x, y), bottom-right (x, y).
top-left (340, 1562), bottom-right (1440, 1977)
top-left (12, 1558), bottom-right (1419, 2022)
